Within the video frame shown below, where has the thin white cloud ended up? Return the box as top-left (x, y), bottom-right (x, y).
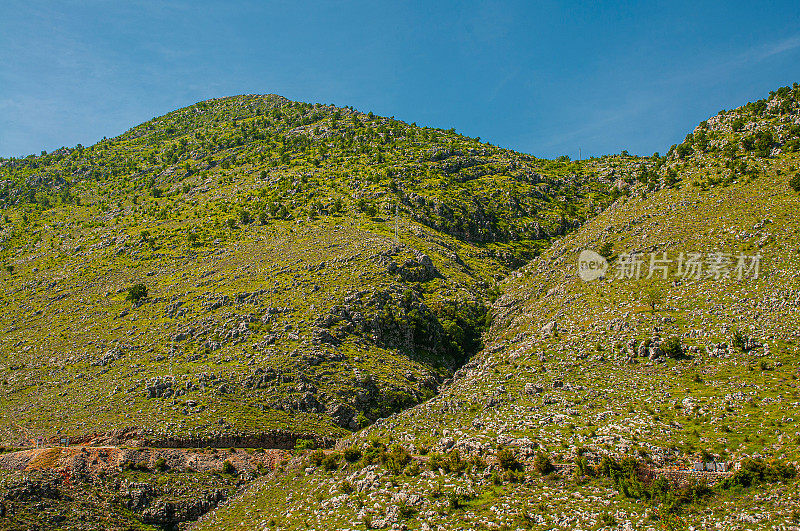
top-left (748, 34), bottom-right (800, 61)
top-left (661, 32), bottom-right (800, 87)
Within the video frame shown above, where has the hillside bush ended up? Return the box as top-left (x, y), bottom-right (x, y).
top-left (533, 452), bottom-right (554, 475)
top-left (322, 452), bottom-right (340, 471)
top-left (343, 446), bottom-right (362, 462)
top-left (661, 336), bottom-right (684, 359)
top-left (308, 449), bottom-right (325, 466)
top-left (360, 440), bottom-right (387, 465)
top-left (125, 283), bottom-right (148, 302)
top-left (221, 460), bottom-right (236, 475)
top-left (720, 458), bottom-right (797, 489)
top-left (731, 329), bottom-right (747, 351)
top-left (598, 241), bottom-right (614, 260)
top-left (383, 444), bottom-right (411, 474)
top-left (497, 447), bottom-right (522, 471)
top-left (154, 457), bottom-right (168, 471)
top-left (428, 449), bottom-right (467, 475)
top-left (789, 173), bottom-right (800, 192)
top-left (294, 438), bottom-right (316, 452)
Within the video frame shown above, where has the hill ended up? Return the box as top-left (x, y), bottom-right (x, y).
top-left (0, 94), bottom-right (622, 450)
top-left (195, 85), bottom-right (800, 530)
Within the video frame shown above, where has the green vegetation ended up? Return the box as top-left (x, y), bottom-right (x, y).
top-left (220, 460), bottom-right (236, 475)
top-left (790, 172), bottom-right (800, 191)
top-left (4, 84), bottom-right (800, 531)
top-left (125, 282), bottom-right (148, 302)
top-left (532, 452), bottom-right (554, 475)
top-left (719, 457), bottom-right (797, 489)
top-left (0, 93), bottom-right (620, 447)
top-left (661, 336), bottom-right (684, 359)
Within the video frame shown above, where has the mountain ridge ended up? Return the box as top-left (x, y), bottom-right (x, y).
top-left (1, 84), bottom-right (799, 530)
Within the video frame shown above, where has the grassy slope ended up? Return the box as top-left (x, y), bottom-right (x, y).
top-left (196, 86), bottom-right (800, 530)
top-left (0, 95), bottom-right (619, 446)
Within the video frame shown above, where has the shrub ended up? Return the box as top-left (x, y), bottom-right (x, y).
top-left (322, 452), bottom-right (340, 471)
top-left (598, 241), bottom-right (614, 260)
top-left (789, 173), bottom-right (800, 192)
top-left (720, 458), bottom-right (797, 489)
top-left (601, 512), bottom-right (617, 526)
top-left (404, 460), bottom-right (421, 476)
top-left (398, 501), bottom-right (418, 518)
top-left (126, 283), bottom-right (148, 302)
top-left (343, 446), bottom-right (362, 463)
top-left (661, 336), bottom-right (684, 359)
top-left (642, 284), bottom-right (663, 312)
top-left (448, 492), bottom-right (463, 510)
top-left (731, 329), bottom-right (747, 351)
top-left (504, 469), bottom-right (527, 483)
top-left (121, 460), bottom-right (150, 472)
top-left (427, 449), bottom-right (467, 474)
top-left (154, 457), bottom-right (168, 472)
top-left (445, 449), bottom-right (467, 474)
top-left (339, 479), bottom-right (354, 494)
top-left (575, 456), bottom-right (593, 477)
top-left (221, 460), bottom-right (236, 475)
top-left (360, 440), bottom-right (387, 466)
top-left (533, 452), bottom-right (555, 475)
top-left (308, 449), bottom-right (325, 467)
top-left (383, 444), bottom-right (411, 474)
top-left (675, 142), bottom-right (693, 158)
top-left (294, 438), bottom-right (316, 452)
top-left (742, 130), bottom-right (775, 157)
top-left (468, 455), bottom-right (487, 470)
top-left (357, 198), bottom-right (377, 217)
top-left (496, 447), bottom-right (522, 471)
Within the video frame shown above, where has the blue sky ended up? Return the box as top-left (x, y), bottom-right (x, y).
top-left (2, 0), bottom-right (800, 159)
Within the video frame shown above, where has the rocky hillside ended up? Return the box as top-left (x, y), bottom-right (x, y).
top-left (0, 445), bottom-right (286, 529)
top-left (0, 94), bottom-right (623, 448)
top-left (195, 85), bottom-right (800, 531)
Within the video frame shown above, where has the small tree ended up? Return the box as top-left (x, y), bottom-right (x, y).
top-left (598, 241), bottom-right (614, 260)
top-left (497, 447), bottom-right (522, 471)
top-left (126, 283), bottom-right (148, 302)
top-left (294, 438), bottom-right (316, 452)
top-left (357, 198), bottom-right (377, 218)
top-left (662, 336), bottom-right (684, 359)
top-left (642, 284), bottom-right (664, 312)
top-left (789, 173), bottom-right (800, 192)
top-left (343, 447), bottom-right (362, 463)
top-left (221, 460), bottom-right (236, 475)
top-left (533, 452), bottom-right (555, 475)
top-left (322, 452), bottom-right (340, 471)
top-left (731, 329), bottom-right (747, 351)
top-left (676, 143), bottom-right (693, 158)
top-left (308, 449), bottom-right (325, 466)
